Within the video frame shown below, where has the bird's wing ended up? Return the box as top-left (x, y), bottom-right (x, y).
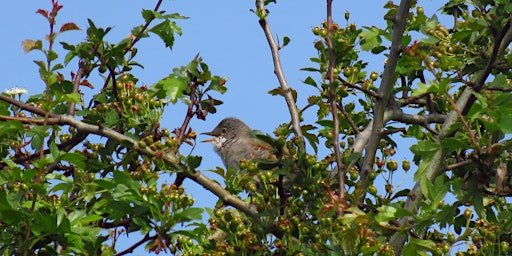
top-left (247, 130), bottom-right (276, 160)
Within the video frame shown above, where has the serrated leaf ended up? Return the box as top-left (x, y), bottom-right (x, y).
top-left (375, 205), bottom-right (398, 226)
top-left (154, 76), bottom-right (187, 103)
top-left (0, 121), bottom-right (24, 137)
top-left (150, 20), bottom-right (178, 49)
top-left (141, 9), bottom-right (155, 22)
top-left (359, 26), bottom-right (382, 51)
top-left (267, 87), bottom-right (297, 102)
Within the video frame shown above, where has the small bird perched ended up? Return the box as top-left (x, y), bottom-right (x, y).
top-left (202, 117), bottom-right (275, 169)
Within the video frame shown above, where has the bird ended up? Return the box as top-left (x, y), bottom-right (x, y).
top-left (201, 117), bottom-right (275, 170)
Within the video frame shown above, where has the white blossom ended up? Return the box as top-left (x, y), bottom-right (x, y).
top-left (5, 87), bottom-right (28, 96)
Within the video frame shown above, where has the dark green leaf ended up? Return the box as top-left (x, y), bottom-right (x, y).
top-left (282, 36), bottom-right (290, 47)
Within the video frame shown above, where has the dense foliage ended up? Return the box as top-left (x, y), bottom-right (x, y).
top-left (1, 0), bottom-right (512, 255)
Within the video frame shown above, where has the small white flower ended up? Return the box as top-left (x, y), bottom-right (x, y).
top-left (5, 87), bottom-right (28, 96)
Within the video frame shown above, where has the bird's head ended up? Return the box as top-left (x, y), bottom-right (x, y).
top-left (201, 118), bottom-right (251, 151)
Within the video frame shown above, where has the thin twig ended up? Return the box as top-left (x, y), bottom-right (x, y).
top-left (444, 160), bottom-right (472, 171)
top-left (339, 77), bottom-right (382, 99)
top-left (101, 0), bottom-right (164, 90)
top-left (400, 91), bottom-right (432, 106)
top-left (255, 0), bottom-right (304, 149)
top-left (325, 0), bottom-right (346, 216)
top-left (485, 86), bottom-right (512, 92)
top-left (116, 234), bottom-right (156, 256)
top-left (444, 91), bottom-right (478, 148)
top-left (337, 104), bottom-right (359, 135)
top-left (67, 59), bottom-right (86, 116)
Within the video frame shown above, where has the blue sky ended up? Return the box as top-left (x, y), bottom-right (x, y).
top-left (1, 0), bottom-right (445, 254)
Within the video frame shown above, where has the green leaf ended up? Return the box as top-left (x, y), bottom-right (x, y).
top-left (113, 170), bottom-right (138, 191)
top-left (343, 152), bottom-right (362, 166)
top-left (375, 205), bottom-right (398, 226)
top-left (141, 9), bottom-right (155, 22)
top-left (58, 152), bottom-right (87, 170)
top-left (0, 121), bottom-right (23, 137)
top-left (61, 92), bottom-right (82, 103)
top-left (186, 155), bottom-right (202, 170)
top-left (282, 36), bottom-right (290, 47)
top-left (150, 20), bottom-right (181, 49)
top-left (440, 138), bottom-right (470, 150)
top-left (303, 76), bottom-right (317, 87)
top-left (496, 112), bottom-right (512, 133)
top-left (6, 192), bottom-right (22, 209)
top-left (410, 140), bottom-right (441, 154)
top-left (426, 175), bottom-right (449, 209)
top-left (153, 76), bottom-right (187, 103)
top-left (359, 26), bottom-right (382, 51)
top-left (49, 141), bottom-right (60, 159)
top-left (408, 237), bottom-right (436, 254)
top-left (174, 207), bottom-right (204, 222)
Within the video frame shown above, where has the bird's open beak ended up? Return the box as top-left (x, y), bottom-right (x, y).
top-left (200, 132), bottom-right (218, 143)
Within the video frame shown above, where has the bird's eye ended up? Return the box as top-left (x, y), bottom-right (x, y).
top-left (222, 128), bottom-right (227, 134)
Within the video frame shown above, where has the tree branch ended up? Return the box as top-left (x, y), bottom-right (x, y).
top-left (325, 0), bottom-right (346, 216)
top-left (339, 77), bottom-right (382, 99)
top-left (359, 0), bottom-right (412, 190)
top-left (67, 59), bottom-right (86, 116)
top-left (255, 0), bottom-right (304, 150)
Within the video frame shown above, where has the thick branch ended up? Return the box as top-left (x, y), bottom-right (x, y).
top-left (0, 94), bottom-right (57, 118)
top-left (255, 0), bottom-right (304, 149)
top-left (352, 108), bottom-right (444, 154)
top-left (359, 0), bottom-right (412, 187)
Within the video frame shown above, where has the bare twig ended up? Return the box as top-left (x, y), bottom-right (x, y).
top-left (381, 127), bottom-right (406, 136)
top-left (339, 77), bottom-right (382, 99)
top-left (444, 91), bottom-right (478, 147)
top-left (255, 0), bottom-right (304, 149)
top-left (444, 160), bottom-right (472, 171)
top-left (485, 86), bottom-right (512, 92)
top-left (116, 234), bottom-right (156, 256)
top-left (325, 0), bottom-right (346, 216)
top-left (126, 0), bottom-right (163, 54)
top-left (400, 91), bottom-right (432, 107)
top-left (337, 104), bottom-right (359, 135)
top-left (67, 59), bottom-right (86, 116)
